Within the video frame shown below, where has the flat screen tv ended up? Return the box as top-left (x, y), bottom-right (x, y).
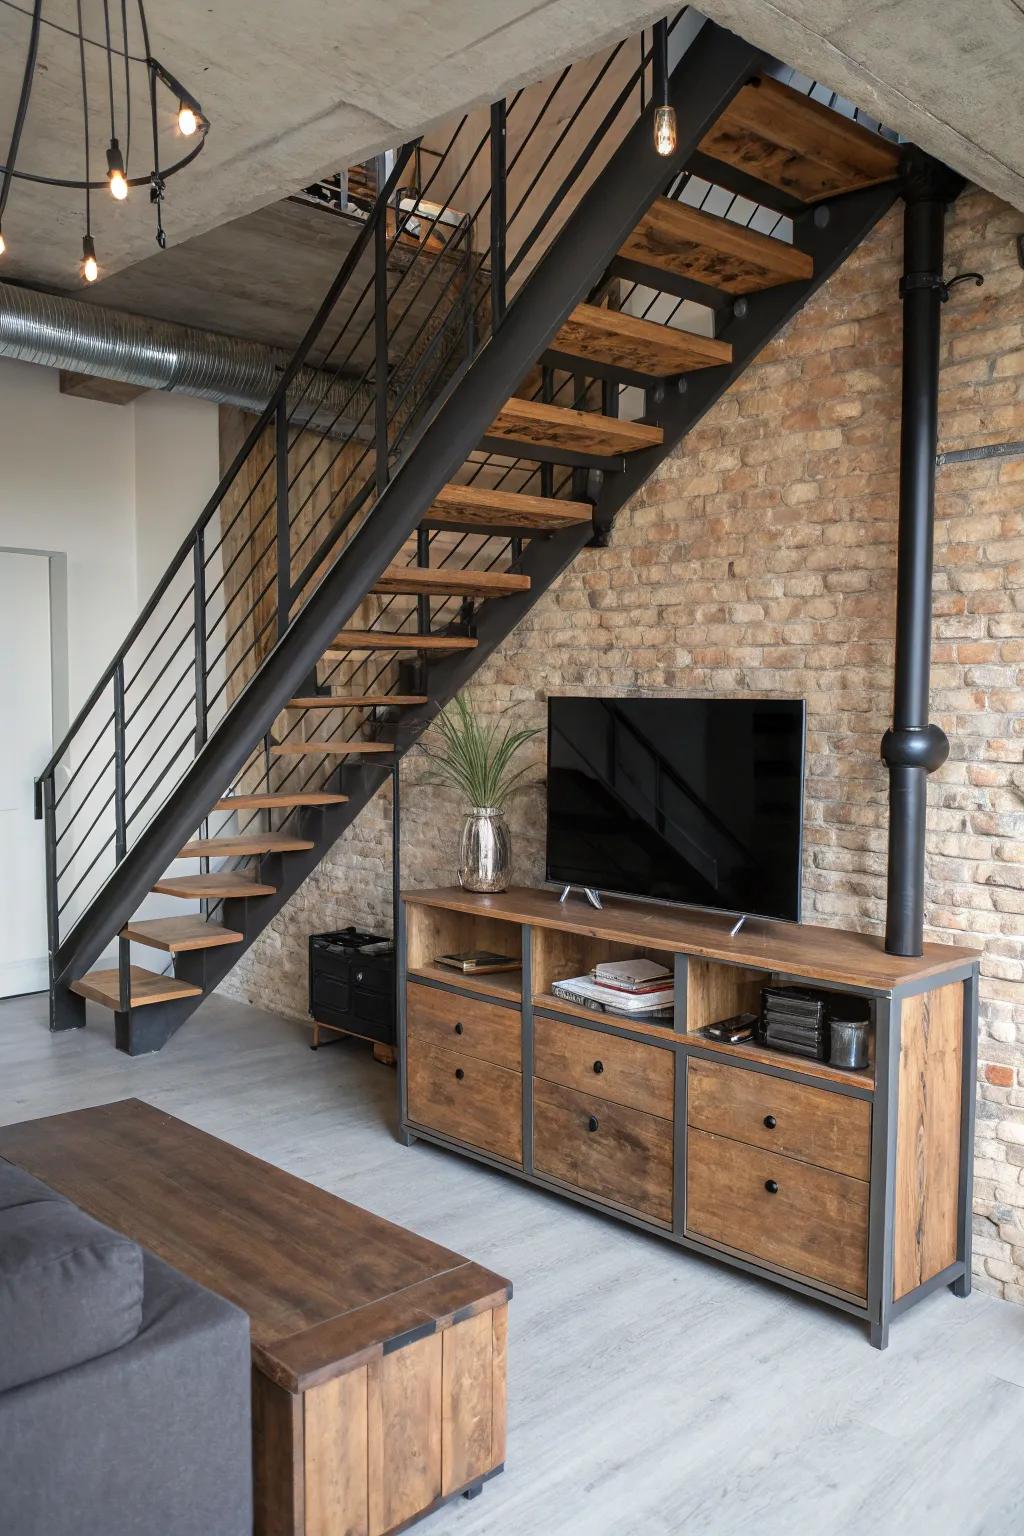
top-left (546, 696), bottom-right (806, 923)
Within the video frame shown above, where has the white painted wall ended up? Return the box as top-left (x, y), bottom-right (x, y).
top-left (0, 359), bottom-right (221, 978)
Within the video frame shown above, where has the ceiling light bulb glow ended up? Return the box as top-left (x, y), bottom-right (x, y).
top-left (177, 104), bottom-right (198, 136)
top-left (653, 104), bottom-right (677, 157)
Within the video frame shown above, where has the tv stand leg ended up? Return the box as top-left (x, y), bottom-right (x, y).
top-left (559, 885), bottom-right (604, 910)
top-left (730, 914), bottom-right (747, 937)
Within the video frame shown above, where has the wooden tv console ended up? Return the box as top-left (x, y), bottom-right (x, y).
top-left (398, 886), bottom-right (980, 1349)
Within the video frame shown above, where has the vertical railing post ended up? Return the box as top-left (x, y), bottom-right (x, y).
top-left (375, 154), bottom-right (390, 497)
top-left (41, 770), bottom-right (59, 998)
top-left (193, 530), bottom-right (208, 753)
top-left (275, 398), bottom-right (291, 640)
top-left (113, 661), bottom-right (130, 1011)
top-left (490, 100), bottom-right (507, 330)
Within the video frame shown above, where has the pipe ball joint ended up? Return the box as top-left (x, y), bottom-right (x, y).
top-left (880, 723), bottom-right (949, 774)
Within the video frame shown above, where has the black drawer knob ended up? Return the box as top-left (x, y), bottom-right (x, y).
top-left (454, 1022), bottom-right (464, 1035)
top-left (764, 1179), bottom-right (778, 1194)
top-left (764, 1115), bottom-right (777, 1129)
top-left (455, 1068), bottom-right (465, 1081)
top-left (593, 1060), bottom-right (604, 1075)
top-left (587, 1115), bottom-right (599, 1133)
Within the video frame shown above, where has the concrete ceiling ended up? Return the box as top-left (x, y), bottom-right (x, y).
top-left (0, 1), bottom-right (1022, 299)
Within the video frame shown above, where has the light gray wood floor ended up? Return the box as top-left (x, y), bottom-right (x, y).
top-left (3, 989), bottom-right (1023, 1536)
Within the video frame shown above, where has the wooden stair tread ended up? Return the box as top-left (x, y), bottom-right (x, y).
top-left (70, 965), bottom-right (203, 1010)
top-left (372, 566), bottom-right (531, 598)
top-left (423, 483), bottom-right (591, 532)
top-left (287, 695), bottom-right (428, 709)
top-left (487, 397), bottom-right (662, 455)
top-left (324, 630), bottom-right (478, 656)
top-left (698, 77), bottom-right (900, 205)
top-left (620, 198), bottom-right (813, 293)
top-left (121, 917), bottom-right (244, 953)
top-left (152, 873), bottom-right (277, 899)
top-left (214, 792), bottom-right (349, 809)
top-left (177, 833), bottom-right (315, 857)
top-left (552, 301), bottom-right (732, 375)
top-left (269, 740), bottom-right (394, 757)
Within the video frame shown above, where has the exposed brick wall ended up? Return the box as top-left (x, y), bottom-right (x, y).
top-left (221, 186), bottom-right (1024, 1302)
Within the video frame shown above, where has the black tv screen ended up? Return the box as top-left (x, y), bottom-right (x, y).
top-left (546, 697), bottom-right (806, 923)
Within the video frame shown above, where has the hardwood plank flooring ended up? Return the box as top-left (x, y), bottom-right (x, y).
top-left (1, 989), bottom-right (1021, 1536)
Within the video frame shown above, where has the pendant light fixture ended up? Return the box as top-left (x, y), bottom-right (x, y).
top-left (0, 0), bottom-right (210, 280)
top-left (652, 17), bottom-right (677, 157)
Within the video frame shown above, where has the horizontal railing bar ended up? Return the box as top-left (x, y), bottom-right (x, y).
top-left (36, 141), bottom-right (417, 787)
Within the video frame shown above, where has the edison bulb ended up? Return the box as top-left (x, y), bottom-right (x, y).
top-left (80, 235), bottom-right (99, 283)
top-left (0, 229), bottom-right (6, 257)
top-left (177, 104), bottom-right (198, 136)
top-left (109, 169), bottom-right (128, 201)
top-left (653, 104), bottom-right (677, 157)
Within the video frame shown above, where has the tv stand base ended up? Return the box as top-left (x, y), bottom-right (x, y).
top-left (729, 913), bottom-right (747, 937)
top-left (559, 884), bottom-right (603, 910)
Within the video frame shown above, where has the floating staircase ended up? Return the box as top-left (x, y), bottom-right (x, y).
top-left (39, 17), bottom-right (905, 1054)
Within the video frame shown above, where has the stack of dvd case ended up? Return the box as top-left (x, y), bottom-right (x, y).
top-left (760, 985), bottom-right (830, 1061)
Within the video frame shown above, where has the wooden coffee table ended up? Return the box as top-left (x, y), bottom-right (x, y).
top-left (0, 1099), bottom-right (510, 1535)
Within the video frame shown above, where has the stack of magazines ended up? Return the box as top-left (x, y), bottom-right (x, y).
top-left (551, 957), bottom-right (674, 1022)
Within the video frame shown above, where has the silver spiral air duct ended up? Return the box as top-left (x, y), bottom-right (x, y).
top-left (0, 283), bottom-right (374, 436)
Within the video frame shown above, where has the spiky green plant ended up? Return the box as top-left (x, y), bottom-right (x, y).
top-left (416, 693), bottom-right (541, 811)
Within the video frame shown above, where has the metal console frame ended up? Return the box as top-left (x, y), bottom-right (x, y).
top-left (396, 904), bottom-right (979, 1349)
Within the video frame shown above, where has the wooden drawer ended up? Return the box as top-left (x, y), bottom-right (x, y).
top-left (534, 1014), bottom-right (674, 1119)
top-left (533, 1078), bottom-right (673, 1225)
top-left (686, 1127), bottom-right (869, 1298)
top-left (687, 1057), bottom-right (871, 1180)
top-left (407, 983), bottom-right (521, 1071)
top-left (407, 1041), bottom-right (522, 1165)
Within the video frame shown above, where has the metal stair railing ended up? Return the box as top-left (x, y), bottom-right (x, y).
top-left (37, 11), bottom-right (713, 1013)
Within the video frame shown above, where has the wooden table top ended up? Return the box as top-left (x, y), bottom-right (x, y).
top-left (0, 1098), bottom-right (509, 1393)
top-left (402, 886), bottom-right (980, 992)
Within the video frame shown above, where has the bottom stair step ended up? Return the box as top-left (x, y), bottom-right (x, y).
top-left (121, 916), bottom-right (244, 952)
top-left (70, 965), bottom-right (203, 1010)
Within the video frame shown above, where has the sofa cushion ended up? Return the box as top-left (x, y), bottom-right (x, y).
top-left (0, 1157), bottom-right (67, 1212)
top-left (0, 1197), bottom-right (144, 1392)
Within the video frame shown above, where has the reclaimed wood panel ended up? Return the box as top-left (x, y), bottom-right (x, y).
top-left (686, 1126), bottom-right (869, 1297)
top-left (371, 1333), bottom-right (443, 1534)
top-left (406, 1042), bottom-right (523, 1165)
top-left (534, 1013), bottom-right (674, 1118)
top-left (441, 1308), bottom-right (494, 1497)
top-left (304, 1367), bottom-right (368, 1536)
top-left (252, 1369), bottom-right (304, 1536)
top-left (533, 1077), bottom-right (673, 1223)
top-left (620, 197), bottom-right (813, 292)
top-left (687, 1057), bottom-right (871, 1180)
top-left (686, 957), bottom-right (768, 1034)
top-left (894, 981), bottom-right (964, 1300)
top-left (407, 986), bottom-right (522, 1072)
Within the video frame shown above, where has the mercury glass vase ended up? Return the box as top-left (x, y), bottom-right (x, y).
top-left (458, 806), bottom-right (512, 893)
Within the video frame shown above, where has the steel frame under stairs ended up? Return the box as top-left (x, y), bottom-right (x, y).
top-left (37, 12), bottom-right (909, 1053)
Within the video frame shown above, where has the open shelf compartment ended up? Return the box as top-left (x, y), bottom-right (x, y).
top-left (530, 925), bottom-right (678, 1033)
top-left (405, 902), bottom-right (523, 1004)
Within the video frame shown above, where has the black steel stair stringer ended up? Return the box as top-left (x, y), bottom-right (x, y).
top-left (51, 21), bottom-right (764, 1003)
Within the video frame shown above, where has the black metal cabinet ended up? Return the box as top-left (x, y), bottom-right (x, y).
top-left (309, 928), bottom-right (395, 1048)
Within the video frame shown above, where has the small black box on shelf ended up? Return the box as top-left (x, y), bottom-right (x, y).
top-left (309, 927), bottom-right (395, 1048)
top-left (759, 984), bottom-right (871, 1066)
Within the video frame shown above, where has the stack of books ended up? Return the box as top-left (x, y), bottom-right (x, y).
top-left (551, 958), bottom-right (674, 1023)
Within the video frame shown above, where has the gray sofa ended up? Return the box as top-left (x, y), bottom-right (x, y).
top-left (0, 1157), bottom-right (252, 1536)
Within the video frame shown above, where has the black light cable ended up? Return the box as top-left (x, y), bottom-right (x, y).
top-left (0, 0), bottom-right (44, 256)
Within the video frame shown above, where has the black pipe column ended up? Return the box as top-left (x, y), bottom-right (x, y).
top-left (882, 151), bottom-right (964, 956)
